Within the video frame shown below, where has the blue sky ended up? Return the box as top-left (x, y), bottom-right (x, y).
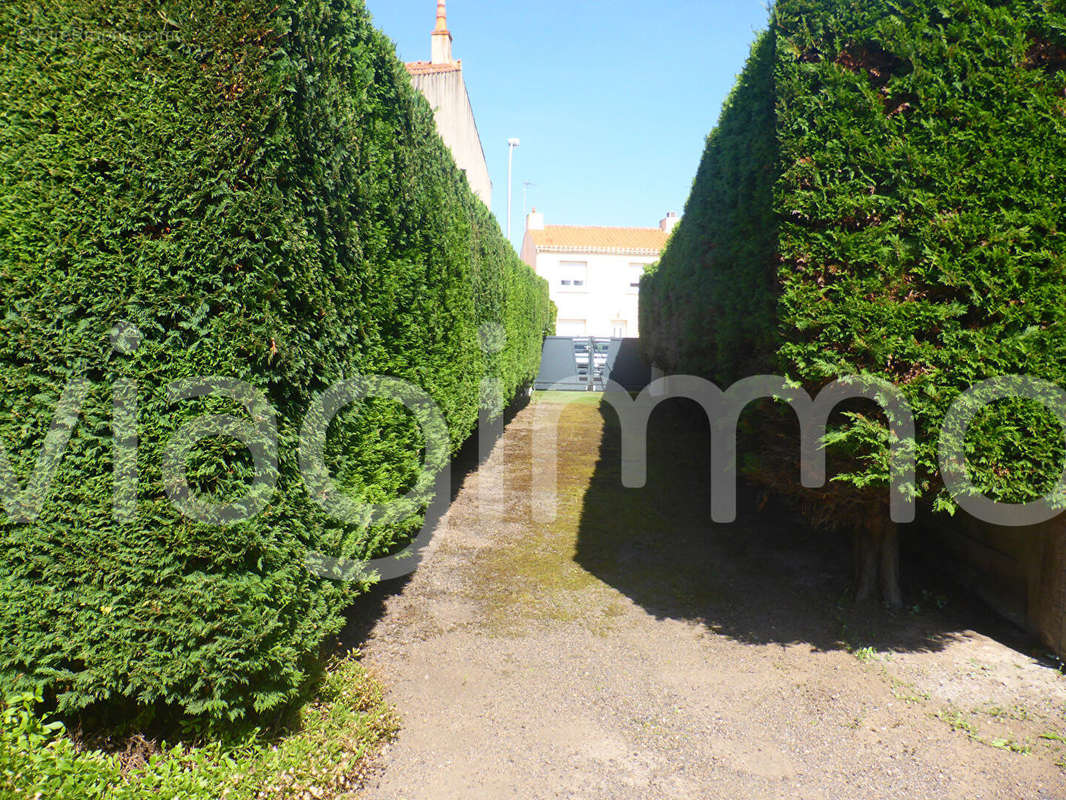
top-left (364, 0), bottom-right (771, 246)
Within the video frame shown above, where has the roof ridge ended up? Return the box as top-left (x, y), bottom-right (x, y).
top-left (405, 60), bottom-right (462, 75)
top-left (542, 223), bottom-right (662, 230)
top-left (528, 225), bottom-right (669, 255)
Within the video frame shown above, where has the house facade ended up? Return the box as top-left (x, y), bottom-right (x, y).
top-left (406, 1), bottom-right (492, 206)
top-left (520, 210), bottom-right (678, 338)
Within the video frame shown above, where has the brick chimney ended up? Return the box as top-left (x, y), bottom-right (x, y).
top-left (431, 0), bottom-right (454, 64)
top-left (659, 211), bottom-right (680, 233)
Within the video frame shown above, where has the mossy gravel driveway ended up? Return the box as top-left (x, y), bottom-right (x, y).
top-left (354, 392), bottom-right (1066, 799)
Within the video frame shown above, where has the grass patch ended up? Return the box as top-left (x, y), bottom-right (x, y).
top-left (938, 708), bottom-right (977, 738)
top-left (935, 705), bottom-right (1038, 757)
top-left (851, 646), bottom-right (880, 664)
top-left (989, 737), bottom-right (1032, 755)
top-left (470, 398), bottom-right (635, 635)
top-left (533, 391), bottom-right (607, 406)
top-left (0, 652), bottom-right (396, 800)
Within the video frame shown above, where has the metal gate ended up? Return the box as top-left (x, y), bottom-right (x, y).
top-left (534, 337), bottom-right (651, 392)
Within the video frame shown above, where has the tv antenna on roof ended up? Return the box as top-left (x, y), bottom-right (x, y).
top-left (522, 181), bottom-right (536, 220)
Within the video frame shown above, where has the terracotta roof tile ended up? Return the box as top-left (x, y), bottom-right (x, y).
top-left (529, 225), bottom-right (668, 255)
top-left (405, 60), bottom-right (462, 76)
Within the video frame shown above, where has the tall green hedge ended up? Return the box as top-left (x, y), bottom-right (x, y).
top-left (640, 31), bottom-right (779, 383)
top-left (0, 0), bottom-right (552, 723)
top-left (642, 0), bottom-right (1066, 516)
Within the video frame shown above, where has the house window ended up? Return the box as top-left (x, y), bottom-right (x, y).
top-left (612, 321), bottom-right (628, 338)
top-left (627, 263), bottom-right (644, 292)
top-left (557, 318), bottom-right (587, 336)
top-left (558, 261), bottom-right (588, 290)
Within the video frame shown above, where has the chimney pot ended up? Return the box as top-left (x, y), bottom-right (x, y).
top-left (431, 0), bottom-right (453, 64)
top-left (659, 212), bottom-right (680, 233)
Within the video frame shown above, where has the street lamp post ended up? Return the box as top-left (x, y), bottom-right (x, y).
top-left (507, 138), bottom-right (521, 241)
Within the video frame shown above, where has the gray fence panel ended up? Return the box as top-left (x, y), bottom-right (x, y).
top-left (534, 337), bottom-right (585, 391)
top-left (605, 338), bottom-right (652, 392)
top-left (535, 337), bottom-right (651, 392)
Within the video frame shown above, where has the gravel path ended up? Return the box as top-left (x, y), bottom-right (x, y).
top-left (353, 393), bottom-right (1066, 799)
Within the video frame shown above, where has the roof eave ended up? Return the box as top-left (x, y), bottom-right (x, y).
top-left (534, 246), bottom-right (663, 257)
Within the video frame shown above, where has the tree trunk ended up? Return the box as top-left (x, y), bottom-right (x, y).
top-left (853, 514), bottom-right (903, 608)
top-left (879, 520), bottom-right (903, 609)
top-left (853, 525), bottom-right (880, 603)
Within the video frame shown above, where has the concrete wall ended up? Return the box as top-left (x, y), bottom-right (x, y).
top-left (530, 250), bottom-right (654, 338)
top-left (411, 69), bottom-right (492, 207)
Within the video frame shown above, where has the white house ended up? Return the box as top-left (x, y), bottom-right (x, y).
top-left (406, 1), bottom-right (493, 206)
top-left (520, 210), bottom-right (679, 338)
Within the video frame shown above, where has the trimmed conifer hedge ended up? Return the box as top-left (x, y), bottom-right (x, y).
top-left (642, 0), bottom-right (1066, 581)
top-left (0, 0), bottom-right (552, 722)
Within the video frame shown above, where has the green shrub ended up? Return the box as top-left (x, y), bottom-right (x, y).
top-left (0, 658), bottom-right (396, 799)
top-left (1, 692), bottom-right (119, 799)
top-left (0, 0), bottom-right (551, 724)
top-left (642, 0), bottom-right (1066, 518)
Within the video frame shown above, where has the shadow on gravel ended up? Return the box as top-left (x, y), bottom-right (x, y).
top-left (573, 397), bottom-right (1043, 659)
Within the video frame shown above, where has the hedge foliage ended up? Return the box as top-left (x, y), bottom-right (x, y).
top-left (0, 0), bottom-right (552, 723)
top-left (642, 0), bottom-right (1066, 518)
